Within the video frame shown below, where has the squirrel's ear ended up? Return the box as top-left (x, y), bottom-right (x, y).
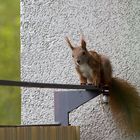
top-left (80, 38), bottom-right (87, 50)
top-left (65, 37), bottom-right (74, 50)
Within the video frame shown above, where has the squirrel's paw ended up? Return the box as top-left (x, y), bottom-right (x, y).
top-left (88, 83), bottom-right (100, 88)
top-left (87, 83), bottom-right (94, 85)
top-left (80, 83), bottom-right (87, 85)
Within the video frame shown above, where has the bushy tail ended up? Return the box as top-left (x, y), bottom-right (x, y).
top-left (109, 78), bottom-right (140, 134)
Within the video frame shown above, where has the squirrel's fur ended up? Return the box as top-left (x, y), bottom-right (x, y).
top-left (66, 36), bottom-right (140, 134)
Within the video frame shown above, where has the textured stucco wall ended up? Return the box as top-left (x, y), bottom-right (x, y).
top-left (21, 0), bottom-right (140, 139)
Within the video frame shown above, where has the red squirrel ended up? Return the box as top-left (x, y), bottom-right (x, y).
top-left (66, 36), bottom-right (112, 87)
top-left (66, 36), bottom-right (140, 134)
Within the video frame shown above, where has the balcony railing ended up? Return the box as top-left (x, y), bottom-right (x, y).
top-left (0, 80), bottom-right (109, 125)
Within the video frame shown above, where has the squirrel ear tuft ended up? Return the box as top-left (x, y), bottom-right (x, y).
top-left (65, 37), bottom-right (74, 50)
top-left (81, 38), bottom-right (87, 50)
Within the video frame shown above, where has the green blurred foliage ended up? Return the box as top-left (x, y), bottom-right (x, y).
top-left (0, 0), bottom-right (20, 124)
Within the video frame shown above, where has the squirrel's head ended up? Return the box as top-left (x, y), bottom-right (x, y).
top-left (66, 36), bottom-right (90, 66)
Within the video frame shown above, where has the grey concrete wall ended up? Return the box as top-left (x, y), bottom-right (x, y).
top-left (21, 0), bottom-right (140, 139)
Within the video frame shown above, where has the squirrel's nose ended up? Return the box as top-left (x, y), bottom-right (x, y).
top-left (77, 60), bottom-right (80, 64)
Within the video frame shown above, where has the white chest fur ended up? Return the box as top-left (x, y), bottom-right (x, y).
top-left (79, 64), bottom-right (93, 79)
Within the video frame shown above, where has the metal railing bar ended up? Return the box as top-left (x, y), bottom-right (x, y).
top-left (0, 80), bottom-right (101, 91)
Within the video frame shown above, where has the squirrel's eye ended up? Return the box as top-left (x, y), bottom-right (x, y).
top-left (72, 55), bottom-right (74, 58)
top-left (82, 52), bottom-right (85, 55)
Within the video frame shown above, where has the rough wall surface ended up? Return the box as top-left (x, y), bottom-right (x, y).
top-left (21, 0), bottom-right (140, 139)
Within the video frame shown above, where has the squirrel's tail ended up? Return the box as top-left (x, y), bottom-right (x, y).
top-left (109, 77), bottom-right (140, 134)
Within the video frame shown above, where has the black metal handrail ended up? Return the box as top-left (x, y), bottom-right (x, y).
top-left (0, 80), bottom-right (101, 91)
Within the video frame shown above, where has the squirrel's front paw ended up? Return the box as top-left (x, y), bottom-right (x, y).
top-left (87, 83), bottom-right (94, 85)
top-left (88, 83), bottom-right (99, 88)
top-left (80, 83), bottom-right (87, 85)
